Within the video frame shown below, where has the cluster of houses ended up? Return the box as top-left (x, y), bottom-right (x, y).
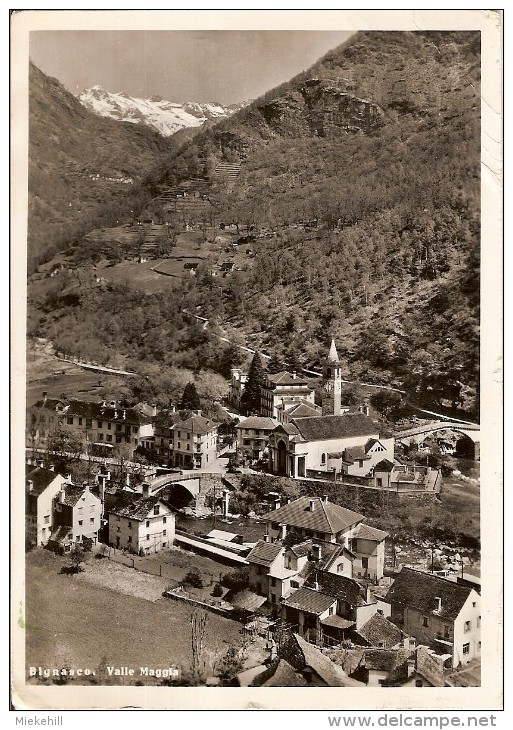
top-left (26, 458), bottom-right (480, 686)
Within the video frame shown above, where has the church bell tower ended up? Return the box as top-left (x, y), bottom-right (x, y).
top-left (322, 339), bottom-right (342, 416)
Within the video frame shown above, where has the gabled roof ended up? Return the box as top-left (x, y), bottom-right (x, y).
top-left (261, 660), bottom-right (308, 687)
top-left (58, 485), bottom-right (93, 507)
top-left (282, 587), bottom-right (336, 615)
top-left (277, 399), bottom-right (321, 416)
top-left (353, 523), bottom-right (389, 542)
top-left (235, 416), bottom-right (278, 430)
top-left (109, 496), bottom-right (172, 521)
top-left (305, 570), bottom-right (364, 606)
top-left (263, 496), bottom-right (364, 536)
top-left (247, 540), bottom-right (282, 567)
top-left (293, 634), bottom-right (364, 687)
top-left (26, 467), bottom-right (66, 496)
top-left (266, 371), bottom-right (309, 386)
top-left (171, 413), bottom-right (218, 435)
top-left (374, 459), bottom-right (395, 472)
top-left (291, 413), bottom-right (379, 442)
top-left (344, 445), bottom-right (371, 462)
top-left (384, 567), bottom-right (476, 621)
top-left (356, 612), bottom-right (404, 648)
top-left (274, 423), bottom-right (301, 436)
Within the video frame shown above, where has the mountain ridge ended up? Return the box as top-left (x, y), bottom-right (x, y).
top-left (78, 86), bottom-right (249, 137)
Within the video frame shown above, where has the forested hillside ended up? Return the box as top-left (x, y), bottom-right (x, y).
top-left (28, 32), bottom-right (481, 418)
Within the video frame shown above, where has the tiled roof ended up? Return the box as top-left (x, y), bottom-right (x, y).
top-left (353, 523), bottom-right (389, 542)
top-left (35, 398), bottom-right (152, 424)
top-left (289, 539), bottom-right (314, 558)
top-left (277, 399), bottom-right (321, 415)
top-left (274, 423), bottom-right (301, 436)
top-left (363, 648), bottom-right (411, 672)
top-left (384, 567), bottom-right (475, 621)
top-left (320, 615), bottom-right (355, 629)
top-left (282, 587), bottom-right (335, 615)
top-left (171, 413), bottom-right (218, 435)
top-left (59, 485), bottom-right (89, 507)
top-left (229, 589), bottom-right (267, 612)
top-left (344, 445), bottom-right (371, 462)
top-left (26, 467), bottom-right (66, 496)
top-left (291, 413), bottom-right (379, 442)
top-left (235, 416), bottom-right (278, 430)
top-left (247, 540), bottom-right (282, 567)
top-left (357, 612), bottom-right (404, 648)
top-left (109, 496), bottom-right (171, 521)
top-left (374, 459), bottom-right (395, 472)
top-left (262, 660), bottom-right (308, 687)
top-left (266, 371), bottom-right (309, 386)
top-left (293, 634), bottom-right (364, 687)
top-left (263, 496), bottom-right (364, 535)
top-left (306, 571), bottom-right (364, 605)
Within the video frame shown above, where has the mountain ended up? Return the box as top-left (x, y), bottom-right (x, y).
top-left (78, 86), bottom-right (248, 137)
top-left (28, 63), bottom-right (174, 270)
top-left (29, 32), bottom-right (481, 418)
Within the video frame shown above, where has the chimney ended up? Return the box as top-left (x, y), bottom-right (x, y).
top-left (142, 483), bottom-right (150, 498)
top-left (263, 534), bottom-right (270, 543)
top-left (279, 524), bottom-right (286, 541)
top-left (27, 479), bottom-right (33, 492)
top-left (66, 474), bottom-right (72, 483)
top-left (291, 372), bottom-right (297, 379)
top-left (274, 498), bottom-right (281, 510)
top-left (48, 464), bottom-right (55, 472)
top-left (42, 390), bottom-right (48, 400)
top-left (312, 572), bottom-right (319, 591)
top-left (434, 597), bottom-right (442, 612)
top-left (58, 489), bottom-right (66, 504)
top-left (126, 472), bottom-right (131, 487)
top-left (38, 458), bottom-right (45, 469)
top-left (309, 499), bottom-right (315, 512)
top-left (152, 404), bottom-right (157, 417)
top-left (321, 495), bottom-right (328, 504)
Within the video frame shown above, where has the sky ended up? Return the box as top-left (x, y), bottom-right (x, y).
top-left (29, 30), bottom-right (353, 105)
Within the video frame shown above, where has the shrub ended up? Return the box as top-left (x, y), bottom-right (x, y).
top-left (183, 569), bottom-right (203, 589)
top-left (212, 583), bottom-right (224, 597)
top-left (220, 567), bottom-right (250, 592)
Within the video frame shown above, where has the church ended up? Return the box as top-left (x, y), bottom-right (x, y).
top-left (267, 340), bottom-right (394, 479)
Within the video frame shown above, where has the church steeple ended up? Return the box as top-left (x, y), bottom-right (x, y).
top-left (322, 338), bottom-right (342, 416)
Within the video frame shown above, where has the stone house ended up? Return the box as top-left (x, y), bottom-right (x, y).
top-left (384, 567), bottom-right (481, 668)
top-left (108, 494), bottom-right (175, 554)
top-left (25, 465), bottom-right (71, 546)
top-left (170, 413), bottom-right (218, 470)
top-left (49, 483), bottom-right (102, 550)
top-left (235, 416), bottom-right (278, 460)
top-left (260, 371), bottom-right (316, 418)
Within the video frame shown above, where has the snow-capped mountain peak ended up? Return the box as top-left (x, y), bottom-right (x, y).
top-left (78, 86), bottom-right (248, 137)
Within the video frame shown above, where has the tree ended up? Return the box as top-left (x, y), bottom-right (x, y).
top-left (240, 352), bottom-right (264, 416)
top-left (369, 390), bottom-right (404, 421)
top-left (68, 544), bottom-right (86, 573)
top-left (180, 382), bottom-right (201, 411)
top-left (266, 352), bottom-right (284, 375)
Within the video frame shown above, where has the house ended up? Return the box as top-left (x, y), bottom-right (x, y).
top-left (276, 399), bottom-right (321, 424)
top-left (326, 646), bottom-right (413, 687)
top-left (384, 567), bottom-right (481, 668)
top-left (229, 368), bottom-right (249, 410)
top-left (29, 397), bottom-right (155, 459)
top-left (260, 371), bottom-right (316, 418)
top-left (268, 412), bottom-right (394, 480)
top-left (183, 262), bottom-right (199, 275)
top-left (353, 610), bottom-right (407, 650)
top-left (25, 465), bottom-right (71, 547)
top-left (170, 413), bottom-right (218, 470)
top-left (235, 416), bottom-right (278, 460)
top-left (108, 494), bottom-right (175, 554)
top-left (247, 540), bottom-right (284, 603)
top-left (262, 496), bottom-right (388, 580)
top-left (49, 483), bottom-right (102, 551)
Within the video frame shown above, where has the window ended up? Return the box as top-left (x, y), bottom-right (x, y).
top-left (463, 643), bottom-right (470, 655)
top-left (163, 530), bottom-right (167, 537)
top-left (98, 433), bottom-right (104, 441)
top-left (362, 557), bottom-right (369, 569)
top-left (116, 436), bottom-right (122, 444)
top-left (44, 515), bottom-right (50, 524)
top-left (423, 617), bottom-right (429, 627)
top-left (163, 516), bottom-right (167, 524)
top-left (321, 453), bottom-right (326, 465)
top-left (128, 536), bottom-right (132, 543)
top-left (271, 578), bottom-right (276, 587)
top-left (329, 606), bottom-right (335, 616)
top-left (464, 621), bottom-right (471, 633)
top-left (106, 434), bottom-right (112, 442)
top-left (107, 422), bottom-right (112, 430)
top-left (146, 520), bottom-right (150, 528)
top-left (444, 625), bottom-right (451, 639)
top-left (358, 460), bottom-right (364, 468)
top-left (472, 601), bottom-right (476, 608)
top-left (153, 505), bottom-right (160, 515)
top-left (337, 563), bottom-right (345, 573)
top-left (86, 419), bottom-right (92, 428)
top-left (146, 534), bottom-right (150, 541)
top-left (77, 417), bottom-right (82, 426)
top-left (187, 433), bottom-right (190, 439)
top-left (116, 424), bottom-right (122, 432)
top-left (97, 420), bottom-right (103, 428)
top-left (187, 444), bottom-right (190, 450)
top-left (291, 580), bottom-right (299, 589)
top-left (177, 431), bottom-right (181, 438)
top-left (78, 520), bottom-right (83, 526)
top-left (90, 517), bottom-right (94, 524)
top-left (67, 417), bottom-right (73, 425)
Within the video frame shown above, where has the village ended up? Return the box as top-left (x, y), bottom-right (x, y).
top-left (26, 339), bottom-right (481, 689)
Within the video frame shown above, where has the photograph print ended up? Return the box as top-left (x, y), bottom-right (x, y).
top-left (11, 9), bottom-right (502, 711)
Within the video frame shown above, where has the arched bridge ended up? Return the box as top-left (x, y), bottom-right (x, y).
top-left (394, 421), bottom-right (480, 460)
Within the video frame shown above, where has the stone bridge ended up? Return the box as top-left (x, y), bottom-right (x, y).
top-left (148, 472), bottom-right (224, 511)
top-left (394, 421), bottom-right (480, 460)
